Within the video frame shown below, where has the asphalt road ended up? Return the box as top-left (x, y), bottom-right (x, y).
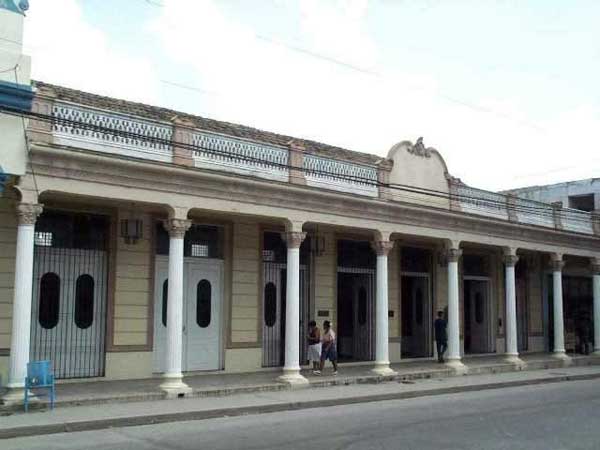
top-left (5, 379), bottom-right (600, 450)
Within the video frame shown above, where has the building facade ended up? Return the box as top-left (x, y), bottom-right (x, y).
top-left (1, 80), bottom-right (600, 402)
top-left (505, 178), bottom-right (600, 213)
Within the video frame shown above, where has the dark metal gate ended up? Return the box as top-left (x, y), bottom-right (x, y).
top-left (336, 239), bottom-right (376, 361)
top-left (262, 232), bottom-right (311, 367)
top-left (30, 211), bottom-right (109, 379)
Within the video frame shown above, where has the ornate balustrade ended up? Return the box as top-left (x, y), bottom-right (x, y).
top-left (303, 153), bottom-right (379, 197)
top-left (562, 207), bottom-right (594, 234)
top-left (191, 131), bottom-right (289, 182)
top-left (52, 102), bottom-right (173, 162)
top-left (44, 100), bottom-right (597, 236)
top-left (457, 185), bottom-right (509, 220)
top-left (514, 197), bottom-right (555, 228)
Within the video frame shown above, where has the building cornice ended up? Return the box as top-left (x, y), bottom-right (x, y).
top-left (28, 143), bottom-right (600, 256)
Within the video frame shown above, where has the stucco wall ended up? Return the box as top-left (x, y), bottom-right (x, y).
top-left (112, 211), bottom-right (152, 347)
top-left (230, 220), bottom-right (260, 344)
top-left (312, 228), bottom-right (336, 324)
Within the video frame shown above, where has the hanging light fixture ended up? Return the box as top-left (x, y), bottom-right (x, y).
top-left (120, 205), bottom-right (143, 245)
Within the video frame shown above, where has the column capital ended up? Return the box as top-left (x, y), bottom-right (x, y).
top-left (282, 231), bottom-right (306, 249)
top-left (446, 248), bottom-right (462, 263)
top-left (371, 240), bottom-right (394, 257)
top-left (503, 254), bottom-right (519, 267)
top-left (16, 203), bottom-right (43, 226)
top-left (551, 259), bottom-right (565, 272)
top-left (163, 218), bottom-right (192, 238)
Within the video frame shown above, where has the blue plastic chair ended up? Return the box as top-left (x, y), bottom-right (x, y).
top-left (24, 360), bottom-right (55, 412)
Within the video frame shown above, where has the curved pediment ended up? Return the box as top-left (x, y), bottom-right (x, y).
top-left (386, 138), bottom-right (451, 208)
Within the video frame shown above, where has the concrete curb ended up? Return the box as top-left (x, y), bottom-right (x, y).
top-left (2, 371), bottom-right (600, 440)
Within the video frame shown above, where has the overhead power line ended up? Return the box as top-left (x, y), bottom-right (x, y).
top-left (0, 105), bottom-right (593, 226)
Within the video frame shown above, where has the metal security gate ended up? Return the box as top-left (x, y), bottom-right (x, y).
top-left (30, 211), bottom-right (109, 379)
top-left (262, 262), bottom-right (310, 367)
top-left (337, 267), bottom-right (376, 361)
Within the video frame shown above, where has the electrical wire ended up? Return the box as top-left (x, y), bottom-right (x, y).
top-left (0, 104), bottom-right (594, 226)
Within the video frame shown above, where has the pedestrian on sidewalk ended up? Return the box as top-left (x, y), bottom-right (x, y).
top-left (320, 320), bottom-right (338, 375)
top-left (434, 310), bottom-right (447, 363)
top-left (307, 320), bottom-right (322, 374)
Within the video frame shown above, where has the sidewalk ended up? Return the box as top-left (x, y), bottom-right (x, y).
top-left (1, 353), bottom-right (598, 412)
top-left (2, 363), bottom-right (600, 439)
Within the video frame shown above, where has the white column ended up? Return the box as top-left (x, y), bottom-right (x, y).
top-left (4, 203), bottom-right (43, 398)
top-left (160, 218), bottom-right (192, 395)
top-left (551, 255), bottom-right (567, 358)
top-left (279, 231), bottom-right (308, 384)
top-left (446, 247), bottom-right (464, 369)
top-left (371, 240), bottom-right (395, 375)
top-left (591, 259), bottom-right (600, 355)
top-left (503, 250), bottom-right (521, 363)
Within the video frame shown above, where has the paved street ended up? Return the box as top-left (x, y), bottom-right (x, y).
top-left (5, 378), bottom-right (600, 450)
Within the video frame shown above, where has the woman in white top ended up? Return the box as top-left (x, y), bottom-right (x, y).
top-left (319, 320), bottom-right (338, 375)
top-left (307, 320), bottom-right (322, 374)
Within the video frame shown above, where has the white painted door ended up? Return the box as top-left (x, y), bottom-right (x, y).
top-left (184, 260), bottom-right (222, 371)
top-left (153, 257), bottom-right (222, 373)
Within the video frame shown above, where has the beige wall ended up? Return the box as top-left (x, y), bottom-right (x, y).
top-left (230, 220), bottom-right (260, 345)
top-left (112, 211), bottom-right (152, 347)
top-left (105, 351), bottom-right (152, 380)
top-left (312, 228), bottom-right (336, 324)
top-left (0, 196), bottom-right (16, 353)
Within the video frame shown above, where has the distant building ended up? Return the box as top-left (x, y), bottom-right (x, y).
top-left (504, 179), bottom-right (600, 213)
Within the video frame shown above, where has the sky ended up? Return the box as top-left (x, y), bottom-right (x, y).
top-left (20, 0), bottom-right (600, 191)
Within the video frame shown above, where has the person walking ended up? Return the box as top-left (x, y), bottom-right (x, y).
top-left (434, 310), bottom-right (448, 363)
top-left (320, 320), bottom-right (338, 375)
top-left (307, 320), bottom-right (322, 374)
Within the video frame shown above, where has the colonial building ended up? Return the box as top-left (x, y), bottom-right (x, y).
top-left (1, 2), bottom-right (600, 404)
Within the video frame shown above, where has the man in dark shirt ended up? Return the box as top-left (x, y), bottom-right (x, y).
top-left (434, 310), bottom-right (448, 363)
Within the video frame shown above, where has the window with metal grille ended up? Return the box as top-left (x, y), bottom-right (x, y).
top-left (35, 211), bottom-right (108, 250)
top-left (196, 280), bottom-right (211, 328)
top-left (162, 280), bottom-right (168, 327)
top-left (34, 231), bottom-right (53, 247)
top-left (155, 223), bottom-right (223, 258)
top-left (191, 244), bottom-right (209, 258)
top-left (401, 247), bottom-right (431, 273)
top-left (337, 240), bottom-right (375, 268)
top-left (39, 273), bottom-right (60, 329)
top-left (264, 282), bottom-right (277, 327)
top-left (74, 274), bottom-right (95, 329)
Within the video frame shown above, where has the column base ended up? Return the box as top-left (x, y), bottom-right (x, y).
top-left (278, 368), bottom-right (308, 386)
top-left (592, 349), bottom-right (600, 357)
top-left (504, 354), bottom-right (525, 367)
top-left (371, 362), bottom-right (396, 377)
top-left (159, 374), bottom-right (192, 398)
top-left (552, 351), bottom-right (572, 366)
top-left (445, 358), bottom-right (468, 374)
top-left (1, 387), bottom-right (36, 407)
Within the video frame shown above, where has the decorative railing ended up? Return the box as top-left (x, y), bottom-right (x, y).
top-left (457, 185), bottom-right (509, 220)
top-left (562, 207), bottom-right (594, 234)
top-left (303, 154), bottom-right (378, 197)
top-left (514, 197), bottom-right (555, 228)
top-left (191, 131), bottom-right (289, 182)
top-left (52, 103), bottom-right (173, 162)
top-left (45, 100), bottom-right (598, 236)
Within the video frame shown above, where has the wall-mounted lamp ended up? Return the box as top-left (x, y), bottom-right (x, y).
top-left (120, 218), bottom-right (143, 245)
